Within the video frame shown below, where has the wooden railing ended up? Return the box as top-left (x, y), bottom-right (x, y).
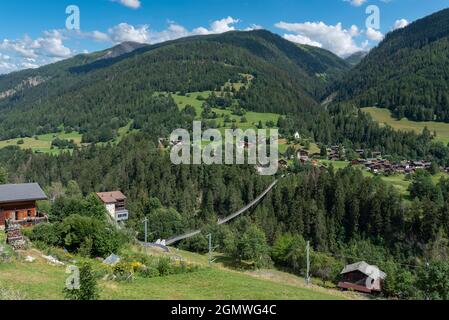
top-left (8, 215), bottom-right (49, 228)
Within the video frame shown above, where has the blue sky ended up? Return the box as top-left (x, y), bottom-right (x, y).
top-left (0, 0), bottom-right (448, 74)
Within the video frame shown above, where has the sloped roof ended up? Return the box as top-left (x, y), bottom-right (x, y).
top-left (341, 261), bottom-right (387, 280)
top-left (96, 191), bottom-right (126, 204)
top-left (0, 183), bottom-right (48, 204)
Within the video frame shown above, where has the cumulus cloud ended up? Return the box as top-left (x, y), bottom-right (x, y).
top-left (88, 30), bottom-right (111, 42)
top-left (113, 0), bottom-right (141, 9)
top-left (245, 24), bottom-right (264, 31)
top-left (365, 27), bottom-right (384, 41)
top-left (275, 21), bottom-right (363, 57)
top-left (108, 23), bottom-right (150, 43)
top-left (344, 0), bottom-right (368, 7)
top-left (0, 29), bottom-right (73, 74)
top-left (94, 17), bottom-right (241, 45)
top-left (283, 34), bottom-right (322, 48)
top-left (393, 19), bottom-right (409, 30)
top-left (0, 30), bottom-right (72, 59)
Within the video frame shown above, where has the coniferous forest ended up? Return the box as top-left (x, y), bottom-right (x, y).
top-left (3, 8), bottom-right (449, 300)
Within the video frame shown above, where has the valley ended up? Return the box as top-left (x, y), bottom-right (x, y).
top-left (2, 6), bottom-right (449, 302)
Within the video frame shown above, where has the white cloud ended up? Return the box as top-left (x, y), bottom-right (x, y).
top-left (0, 30), bottom-right (72, 59)
top-left (88, 30), bottom-right (111, 42)
top-left (192, 16), bottom-right (240, 35)
top-left (393, 19), bottom-right (409, 30)
top-left (0, 29), bottom-right (73, 74)
top-left (101, 17), bottom-right (241, 45)
top-left (38, 30), bottom-right (72, 58)
top-left (283, 34), bottom-right (322, 48)
top-left (0, 61), bottom-right (17, 74)
top-left (21, 62), bottom-right (39, 69)
top-left (114, 0), bottom-right (141, 9)
top-left (209, 17), bottom-right (240, 33)
top-left (275, 21), bottom-right (363, 57)
top-left (108, 23), bottom-right (150, 43)
top-left (344, 0), bottom-right (368, 7)
top-left (245, 24), bottom-right (264, 31)
top-left (365, 27), bottom-right (384, 41)
top-left (0, 53), bottom-right (10, 60)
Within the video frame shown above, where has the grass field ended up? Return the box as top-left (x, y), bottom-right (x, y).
top-left (363, 107), bottom-right (449, 144)
top-left (0, 132), bottom-right (82, 155)
top-left (172, 92), bottom-right (281, 132)
top-left (166, 91), bottom-right (289, 153)
top-left (320, 160), bottom-right (351, 170)
top-left (0, 122), bottom-right (137, 155)
top-left (0, 235), bottom-right (350, 300)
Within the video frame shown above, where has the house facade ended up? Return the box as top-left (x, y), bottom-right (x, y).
top-left (338, 261), bottom-right (387, 294)
top-left (96, 191), bottom-right (129, 222)
top-left (0, 183), bottom-right (48, 228)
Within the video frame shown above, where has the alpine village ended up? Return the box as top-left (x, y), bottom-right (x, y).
top-left (3, 5), bottom-right (449, 302)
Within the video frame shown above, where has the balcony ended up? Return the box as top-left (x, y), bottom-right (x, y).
top-left (7, 215), bottom-right (49, 228)
top-left (116, 210), bottom-right (129, 222)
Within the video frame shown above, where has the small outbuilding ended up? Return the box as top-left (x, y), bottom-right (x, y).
top-left (338, 261), bottom-right (386, 294)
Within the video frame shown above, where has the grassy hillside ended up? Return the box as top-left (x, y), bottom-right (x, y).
top-left (172, 92), bottom-right (281, 130)
top-left (0, 132), bottom-right (82, 155)
top-left (363, 107), bottom-right (449, 144)
top-left (0, 232), bottom-right (350, 300)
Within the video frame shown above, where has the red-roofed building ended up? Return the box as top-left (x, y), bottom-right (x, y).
top-left (96, 191), bottom-right (129, 222)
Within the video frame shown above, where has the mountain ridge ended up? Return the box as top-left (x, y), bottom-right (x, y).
top-left (336, 7), bottom-right (449, 122)
top-left (0, 30), bottom-right (350, 141)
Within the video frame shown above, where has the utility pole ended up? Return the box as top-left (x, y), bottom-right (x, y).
top-left (306, 241), bottom-right (311, 286)
top-left (207, 234), bottom-right (218, 266)
top-left (144, 217), bottom-right (148, 244)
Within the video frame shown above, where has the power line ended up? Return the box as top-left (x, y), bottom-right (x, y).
top-left (325, 252), bottom-right (421, 269)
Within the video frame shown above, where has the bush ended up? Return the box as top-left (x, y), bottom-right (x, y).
top-left (30, 215), bottom-right (128, 258)
top-left (113, 261), bottom-right (134, 282)
top-left (29, 223), bottom-right (63, 247)
top-left (157, 257), bottom-right (172, 276)
top-left (64, 262), bottom-right (100, 300)
top-left (137, 264), bottom-right (160, 278)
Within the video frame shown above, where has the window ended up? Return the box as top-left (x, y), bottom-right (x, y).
top-left (15, 211), bottom-right (19, 221)
top-left (27, 210), bottom-right (32, 218)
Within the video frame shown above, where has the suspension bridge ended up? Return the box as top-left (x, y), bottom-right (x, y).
top-left (147, 179), bottom-right (279, 247)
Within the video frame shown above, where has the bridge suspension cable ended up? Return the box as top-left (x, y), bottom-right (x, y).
top-left (162, 179), bottom-right (278, 246)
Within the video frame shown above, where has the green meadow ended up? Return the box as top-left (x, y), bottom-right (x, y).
top-left (0, 231), bottom-right (349, 301)
top-left (0, 132), bottom-right (82, 155)
top-left (363, 107), bottom-right (449, 144)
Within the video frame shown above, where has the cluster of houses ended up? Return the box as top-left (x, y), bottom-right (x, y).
top-left (283, 144), bottom-right (436, 176)
top-left (353, 159), bottom-right (433, 175)
top-left (0, 183), bottom-right (129, 229)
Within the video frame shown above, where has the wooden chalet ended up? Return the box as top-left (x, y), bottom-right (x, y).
top-left (0, 183), bottom-right (48, 228)
top-left (338, 261), bottom-right (386, 294)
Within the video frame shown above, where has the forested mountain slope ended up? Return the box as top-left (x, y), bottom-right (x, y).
top-left (345, 51), bottom-right (367, 66)
top-left (337, 8), bottom-right (449, 122)
top-left (0, 30), bottom-right (349, 141)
